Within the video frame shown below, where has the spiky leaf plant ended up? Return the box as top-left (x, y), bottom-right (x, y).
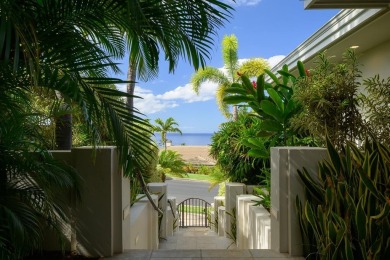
top-left (297, 136), bottom-right (390, 259)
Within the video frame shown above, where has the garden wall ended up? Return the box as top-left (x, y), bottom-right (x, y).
top-left (47, 147), bottom-right (130, 257)
top-left (129, 195), bottom-right (159, 249)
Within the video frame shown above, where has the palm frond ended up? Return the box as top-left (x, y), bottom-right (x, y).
top-left (191, 67), bottom-right (230, 94)
top-left (123, 0), bottom-right (233, 80)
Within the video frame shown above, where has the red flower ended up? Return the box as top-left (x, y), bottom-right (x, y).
top-left (237, 72), bottom-right (242, 77)
top-left (305, 69), bottom-right (310, 77)
top-left (252, 81), bottom-right (257, 89)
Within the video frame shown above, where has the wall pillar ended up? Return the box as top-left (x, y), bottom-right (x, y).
top-left (213, 196), bottom-right (225, 233)
top-left (248, 205), bottom-right (270, 249)
top-left (147, 183), bottom-right (167, 239)
top-left (225, 183), bottom-right (245, 239)
top-left (270, 147), bottom-right (327, 256)
top-left (218, 206), bottom-right (226, 236)
top-left (236, 195), bottom-right (257, 249)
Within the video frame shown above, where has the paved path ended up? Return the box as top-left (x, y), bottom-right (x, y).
top-left (159, 227), bottom-right (235, 250)
top-left (166, 179), bottom-right (219, 204)
top-left (105, 228), bottom-right (304, 259)
top-left (106, 249), bottom-right (304, 259)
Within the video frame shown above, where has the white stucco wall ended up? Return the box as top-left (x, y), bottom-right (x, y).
top-left (359, 39), bottom-right (390, 79)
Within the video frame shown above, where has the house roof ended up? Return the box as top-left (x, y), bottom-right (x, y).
top-left (304, 0), bottom-right (390, 9)
top-left (270, 7), bottom-right (390, 73)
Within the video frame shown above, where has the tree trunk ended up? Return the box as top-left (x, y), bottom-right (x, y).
top-left (55, 112), bottom-right (72, 150)
top-left (163, 132), bottom-right (167, 151)
top-left (232, 105), bottom-right (238, 121)
top-left (126, 58), bottom-right (136, 114)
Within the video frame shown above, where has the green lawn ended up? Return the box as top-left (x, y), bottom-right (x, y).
top-left (178, 204), bottom-right (211, 213)
top-left (166, 173), bottom-right (212, 182)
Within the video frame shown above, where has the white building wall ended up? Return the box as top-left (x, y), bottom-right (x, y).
top-left (359, 39), bottom-right (390, 79)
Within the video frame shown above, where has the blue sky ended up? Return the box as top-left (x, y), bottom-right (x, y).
top-left (115, 0), bottom-right (338, 133)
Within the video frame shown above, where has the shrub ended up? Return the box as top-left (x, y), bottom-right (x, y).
top-left (359, 75), bottom-right (390, 147)
top-left (196, 165), bottom-right (213, 175)
top-left (292, 51), bottom-right (365, 148)
top-left (158, 150), bottom-right (188, 181)
top-left (210, 113), bottom-right (266, 184)
top-left (297, 136), bottom-right (390, 259)
top-left (183, 163), bottom-right (197, 174)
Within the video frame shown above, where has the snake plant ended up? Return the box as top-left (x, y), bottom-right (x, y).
top-left (297, 136), bottom-right (390, 259)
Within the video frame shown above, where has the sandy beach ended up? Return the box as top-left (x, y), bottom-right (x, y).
top-left (164, 145), bottom-right (216, 166)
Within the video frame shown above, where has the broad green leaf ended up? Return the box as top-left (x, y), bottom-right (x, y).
top-left (297, 61), bottom-right (306, 77)
top-left (264, 82), bottom-right (273, 89)
top-left (355, 196), bottom-right (367, 240)
top-left (256, 74), bottom-right (265, 102)
top-left (328, 221), bottom-right (337, 243)
top-left (304, 203), bottom-right (316, 227)
top-left (264, 69), bottom-right (280, 85)
top-left (284, 99), bottom-right (297, 119)
top-left (358, 166), bottom-right (384, 202)
top-left (241, 75), bottom-right (256, 95)
top-left (224, 87), bottom-right (248, 95)
top-left (247, 137), bottom-right (265, 148)
top-left (371, 203), bottom-right (390, 221)
top-left (231, 83), bottom-right (242, 88)
top-left (267, 88), bottom-right (284, 112)
top-left (344, 237), bottom-right (354, 260)
top-left (248, 149), bottom-right (269, 158)
top-left (277, 70), bottom-right (296, 80)
top-left (223, 95), bottom-right (254, 104)
top-left (260, 100), bottom-right (283, 122)
top-left (260, 119), bottom-right (283, 132)
top-left (326, 136), bottom-right (341, 174)
top-left (297, 168), bottom-right (324, 204)
top-left (282, 64), bottom-right (291, 85)
top-left (257, 131), bottom-right (276, 137)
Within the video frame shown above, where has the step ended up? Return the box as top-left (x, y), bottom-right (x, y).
top-left (104, 249), bottom-right (305, 259)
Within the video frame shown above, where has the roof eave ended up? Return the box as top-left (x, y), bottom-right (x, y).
top-left (304, 0), bottom-right (390, 9)
top-left (270, 8), bottom-right (387, 74)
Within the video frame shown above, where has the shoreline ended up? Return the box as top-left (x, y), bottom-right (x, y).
top-left (162, 145), bottom-right (216, 166)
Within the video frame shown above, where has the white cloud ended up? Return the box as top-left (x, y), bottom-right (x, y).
top-left (115, 54), bottom-right (285, 114)
top-left (133, 86), bottom-right (178, 114)
top-left (225, 0), bottom-right (262, 6)
top-left (267, 55), bottom-right (286, 68)
top-left (158, 81), bottom-right (218, 103)
top-left (115, 83), bottom-right (217, 115)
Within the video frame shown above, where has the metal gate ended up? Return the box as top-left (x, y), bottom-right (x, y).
top-left (177, 198), bottom-right (211, 228)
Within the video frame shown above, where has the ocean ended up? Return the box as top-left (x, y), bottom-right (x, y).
top-left (154, 133), bottom-right (213, 146)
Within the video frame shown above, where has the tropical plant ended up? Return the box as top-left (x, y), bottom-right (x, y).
top-left (0, 66), bottom-right (81, 259)
top-left (191, 34), bottom-right (268, 119)
top-left (359, 75), bottom-right (390, 146)
top-left (296, 136), bottom-right (390, 259)
top-left (292, 50), bottom-right (365, 148)
top-left (252, 168), bottom-right (271, 212)
top-left (210, 113), bottom-right (268, 184)
top-left (223, 62), bottom-right (305, 146)
top-left (0, 0), bottom-right (230, 257)
top-left (157, 150), bottom-right (188, 181)
top-left (153, 117), bottom-right (182, 150)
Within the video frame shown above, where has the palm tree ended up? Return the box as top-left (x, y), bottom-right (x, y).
top-left (191, 34), bottom-right (269, 120)
top-left (0, 0), bottom-right (232, 257)
top-left (158, 150), bottom-right (188, 181)
top-left (124, 0), bottom-right (233, 113)
top-left (0, 65), bottom-right (81, 258)
top-left (153, 117), bottom-right (182, 150)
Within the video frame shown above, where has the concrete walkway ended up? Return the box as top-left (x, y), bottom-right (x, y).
top-left (106, 249), bottom-right (304, 259)
top-left (105, 228), bottom-right (304, 259)
top-left (159, 227), bottom-right (236, 250)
